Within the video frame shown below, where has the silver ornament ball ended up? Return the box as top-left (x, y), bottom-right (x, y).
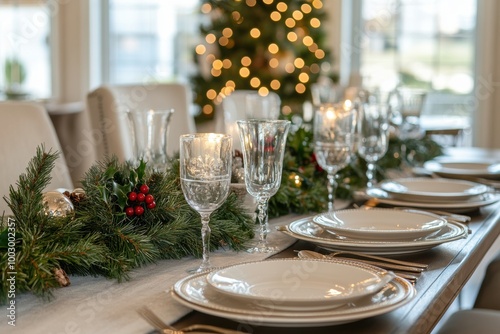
top-left (42, 191), bottom-right (74, 217)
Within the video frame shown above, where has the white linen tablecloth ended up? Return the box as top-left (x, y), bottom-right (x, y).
top-left (2, 215), bottom-right (306, 334)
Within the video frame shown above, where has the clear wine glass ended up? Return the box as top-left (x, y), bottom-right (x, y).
top-left (126, 108), bottom-right (174, 170)
top-left (313, 102), bottom-right (357, 213)
top-left (237, 119), bottom-right (291, 253)
top-left (358, 102), bottom-right (390, 188)
top-left (179, 133), bottom-right (232, 273)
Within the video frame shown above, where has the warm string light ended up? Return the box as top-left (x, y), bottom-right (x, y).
top-left (288, 172), bottom-right (303, 187)
top-left (195, 0), bottom-right (326, 115)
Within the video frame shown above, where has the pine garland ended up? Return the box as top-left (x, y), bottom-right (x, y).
top-left (0, 147), bottom-right (108, 302)
top-left (74, 157), bottom-right (255, 280)
top-left (0, 148), bottom-right (255, 303)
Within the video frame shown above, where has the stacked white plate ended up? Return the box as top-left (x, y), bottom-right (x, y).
top-left (423, 158), bottom-right (500, 180)
top-left (171, 258), bottom-right (416, 327)
top-left (365, 177), bottom-right (498, 213)
top-left (313, 208), bottom-right (447, 241)
top-left (279, 211), bottom-right (468, 255)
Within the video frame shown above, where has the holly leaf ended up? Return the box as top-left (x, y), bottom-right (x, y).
top-left (112, 181), bottom-right (132, 211)
top-left (103, 165), bottom-right (117, 180)
top-left (136, 160), bottom-right (147, 182)
top-left (97, 185), bottom-right (110, 204)
top-left (129, 169), bottom-right (138, 187)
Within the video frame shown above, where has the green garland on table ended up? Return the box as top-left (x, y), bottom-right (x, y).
top-left (0, 148), bottom-right (254, 303)
top-left (0, 147), bottom-right (108, 303)
top-left (75, 157), bottom-right (254, 279)
top-left (268, 126), bottom-right (444, 218)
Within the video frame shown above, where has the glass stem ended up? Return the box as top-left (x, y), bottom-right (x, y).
top-left (199, 212), bottom-right (212, 271)
top-left (366, 162), bottom-right (376, 188)
top-left (256, 196), bottom-right (270, 248)
top-left (327, 172), bottom-right (337, 212)
top-left (401, 143), bottom-right (408, 166)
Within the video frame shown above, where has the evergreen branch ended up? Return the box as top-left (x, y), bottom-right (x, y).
top-left (0, 146), bottom-right (109, 302)
top-left (4, 145), bottom-right (57, 228)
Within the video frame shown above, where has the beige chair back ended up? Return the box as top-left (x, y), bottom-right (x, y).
top-left (86, 83), bottom-right (196, 162)
top-left (0, 101), bottom-right (74, 215)
top-left (215, 90), bottom-right (281, 151)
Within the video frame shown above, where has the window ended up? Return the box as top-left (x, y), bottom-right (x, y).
top-left (104, 0), bottom-right (201, 85)
top-left (0, 1), bottom-right (52, 99)
top-left (360, 0), bottom-right (477, 98)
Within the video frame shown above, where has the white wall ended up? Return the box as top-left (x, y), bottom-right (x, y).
top-left (473, 0), bottom-right (500, 148)
top-left (50, 0), bottom-right (95, 185)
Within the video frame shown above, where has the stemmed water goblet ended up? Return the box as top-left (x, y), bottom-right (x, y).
top-left (358, 102), bottom-right (390, 188)
top-left (179, 133), bottom-right (232, 273)
top-left (313, 102), bottom-right (357, 213)
top-left (237, 119), bottom-right (290, 253)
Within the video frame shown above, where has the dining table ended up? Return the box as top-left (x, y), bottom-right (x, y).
top-left (2, 147), bottom-right (500, 334)
top-left (172, 209), bottom-right (500, 334)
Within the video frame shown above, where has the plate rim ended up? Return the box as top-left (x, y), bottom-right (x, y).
top-left (280, 216), bottom-right (468, 254)
top-left (312, 208), bottom-right (446, 240)
top-left (379, 177), bottom-right (489, 202)
top-left (205, 258), bottom-right (388, 306)
top-left (171, 261), bottom-right (416, 326)
top-left (365, 188), bottom-right (500, 212)
top-left (424, 159), bottom-right (500, 178)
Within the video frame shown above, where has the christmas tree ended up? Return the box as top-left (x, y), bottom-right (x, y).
top-left (191, 0), bottom-right (332, 121)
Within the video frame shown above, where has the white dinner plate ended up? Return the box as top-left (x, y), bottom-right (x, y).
top-left (365, 188), bottom-right (500, 213)
top-left (379, 178), bottom-right (489, 203)
top-left (313, 209), bottom-right (446, 241)
top-left (424, 158), bottom-right (500, 180)
top-left (171, 259), bottom-right (416, 327)
top-left (278, 216), bottom-right (468, 255)
top-left (206, 259), bottom-right (394, 311)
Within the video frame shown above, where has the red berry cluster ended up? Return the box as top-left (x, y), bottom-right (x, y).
top-left (125, 184), bottom-right (156, 217)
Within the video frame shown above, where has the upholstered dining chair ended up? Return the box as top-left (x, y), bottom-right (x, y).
top-left (436, 252), bottom-right (500, 333)
top-left (419, 91), bottom-right (471, 147)
top-left (0, 101), bottom-right (74, 215)
top-left (214, 90), bottom-right (281, 151)
top-left (215, 90), bottom-right (281, 131)
top-left (86, 83), bottom-right (196, 162)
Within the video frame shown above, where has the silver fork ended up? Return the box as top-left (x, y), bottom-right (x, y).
top-left (137, 306), bottom-right (246, 334)
top-left (297, 250), bottom-right (426, 273)
top-left (327, 250), bottom-right (428, 269)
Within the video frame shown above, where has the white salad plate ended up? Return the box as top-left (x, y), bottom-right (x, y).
top-left (171, 259), bottom-right (416, 327)
top-left (205, 259), bottom-right (394, 311)
top-left (424, 158), bottom-right (500, 180)
top-left (365, 188), bottom-right (500, 214)
top-left (278, 216), bottom-right (468, 255)
top-left (379, 178), bottom-right (489, 203)
top-left (313, 209), bottom-right (446, 241)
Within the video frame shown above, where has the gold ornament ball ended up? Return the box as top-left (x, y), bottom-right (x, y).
top-left (42, 191), bottom-right (74, 217)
